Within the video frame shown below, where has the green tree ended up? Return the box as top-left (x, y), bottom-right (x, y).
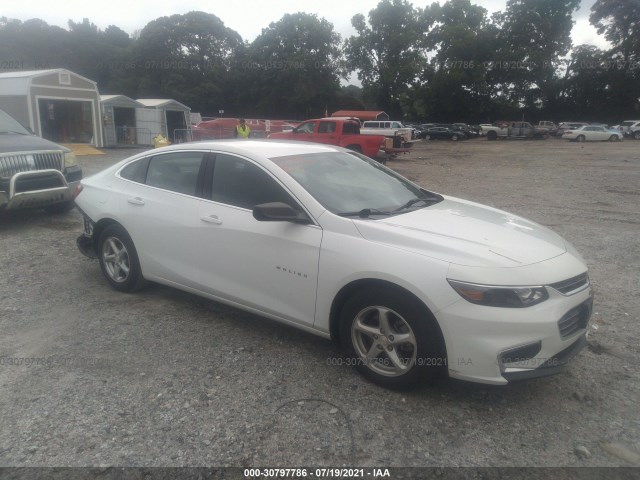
top-left (560, 45), bottom-right (613, 120)
top-left (243, 13), bottom-right (344, 118)
top-left (416, 0), bottom-right (501, 122)
top-left (590, 0), bottom-right (640, 61)
top-left (589, 0), bottom-right (640, 116)
top-left (133, 11), bottom-right (243, 113)
top-left (344, 0), bottom-right (425, 117)
top-left (492, 0), bottom-right (580, 115)
top-left (0, 18), bottom-right (68, 70)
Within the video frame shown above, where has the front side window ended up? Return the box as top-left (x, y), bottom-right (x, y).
top-left (296, 122), bottom-right (315, 134)
top-left (145, 152), bottom-right (204, 196)
top-left (211, 153), bottom-right (297, 210)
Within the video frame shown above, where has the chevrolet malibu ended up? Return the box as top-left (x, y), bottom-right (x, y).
top-left (74, 140), bottom-right (592, 389)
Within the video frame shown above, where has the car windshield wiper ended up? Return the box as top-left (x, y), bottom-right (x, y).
top-left (0, 130), bottom-right (28, 135)
top-left (392, 196), bottom-right (438, 213)
top-left (338, 208), bottom-right (394, 218)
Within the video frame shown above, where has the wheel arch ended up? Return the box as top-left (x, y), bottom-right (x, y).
top-left (329, 278), bottom-right (446, 356)
top-left (92, 218), bottom-right (122, 252)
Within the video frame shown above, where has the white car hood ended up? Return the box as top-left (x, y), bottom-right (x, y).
top-left (353, 196), bottom-right (567, 267)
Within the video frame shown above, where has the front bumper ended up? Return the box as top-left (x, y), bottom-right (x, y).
top-left (440, 282), bottom-right (593, 385)
top-left (0, 165), bottom-right (82, 210)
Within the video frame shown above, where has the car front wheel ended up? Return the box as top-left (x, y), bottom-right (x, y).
top-left (98, 224), bottom-right (146, 292)
top-left (634, 131), bottom-right (640, 140)
top-left (576, 135), bottom-right (586, 142)
top-left (339, 287), bottom-right (446, 390)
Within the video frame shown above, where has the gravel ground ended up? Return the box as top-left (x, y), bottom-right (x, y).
top-left (0, 139), bottom-right (639, 470)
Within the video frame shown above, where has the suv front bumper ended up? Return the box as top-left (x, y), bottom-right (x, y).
top-left (0, 165), bottom-right (82, 210)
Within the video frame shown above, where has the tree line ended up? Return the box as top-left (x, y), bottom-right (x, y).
top-left (1, 0), bottom-right (638, 123)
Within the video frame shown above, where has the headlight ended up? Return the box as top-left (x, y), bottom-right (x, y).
top-left (448, 280), bottom-right (549, 308)
top-left (64, 151), bottom-right (78, 168)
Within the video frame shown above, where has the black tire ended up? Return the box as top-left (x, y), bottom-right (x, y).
top-left (633, 131), bottom-right (640, 140)
top-left (339, 286), bottom-right (446, 390)
top-left (98, 224), bottom-right (146, 292)
top-left (43, 201), bottom-right (75, 214)
top-left (576, 135), bottom-right (586, 142)
top-left (487, 131), bottom-right (497, 141)
top-left (346, 145), bottom-right (362, 154)
top-left (424, 134), bottom-right (431, 140)
top-left (609, 135), bottom-right (619, 142)
top-left (451, 135), bottom-right (459, 141)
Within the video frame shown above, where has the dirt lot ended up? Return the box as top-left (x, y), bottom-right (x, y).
top-left (0, 138), bottom-right (639, 470)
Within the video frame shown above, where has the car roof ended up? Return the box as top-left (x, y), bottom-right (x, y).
top-left (155, 139), bottom-right (344, 159)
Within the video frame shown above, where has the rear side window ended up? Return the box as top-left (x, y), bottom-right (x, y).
top-left (343, 122), bottom-right (360, 135)
top-left (119, 157), bottom-right (150, 183)
top-left (318, 121), bottom-right (337, 134)
top-left (145, 152), bottom-right (204, 196)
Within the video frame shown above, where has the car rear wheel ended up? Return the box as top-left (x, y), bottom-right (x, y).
top-left (98, 224), bottom-right (146, 292)
top-left (576, 135), bottom-right (586, 142)
top-left (424, 135), bottom-right (431, 140)
top-left (634, 131), bottom-right (640, 140)
top-left (339, 287), bottom-right (446, 390)
top-left (609, 135), bottom-right (619, 142)
top-left (486, 131), bottom-right (497, 141)
top-left (451, 135), bottom-right (459, 141)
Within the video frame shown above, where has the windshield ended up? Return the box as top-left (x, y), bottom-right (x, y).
top-left (271, 151), bottom-right (442, 216)
top-left (0, 109), bottom-right (30, 135)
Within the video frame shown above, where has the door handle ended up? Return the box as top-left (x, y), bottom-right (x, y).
top-left (127, 197), bottom-right (145, 206)
top-left (200, 214), bottom-right (222, 225)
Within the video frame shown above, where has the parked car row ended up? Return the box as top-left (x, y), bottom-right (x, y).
top-left (409, 119), bottom-right (640, 142)
top-left (404, 123), bottom-right (479, 141)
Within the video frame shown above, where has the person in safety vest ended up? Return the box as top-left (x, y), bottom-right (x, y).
top-left (234, 118), bottom-right (251, 139)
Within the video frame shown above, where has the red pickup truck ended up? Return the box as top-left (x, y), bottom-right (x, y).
top-left (268, 118), bottom-right (385, 159)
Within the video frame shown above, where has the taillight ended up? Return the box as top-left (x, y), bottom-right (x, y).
top-left (72, 184), bottom-right (83, 200)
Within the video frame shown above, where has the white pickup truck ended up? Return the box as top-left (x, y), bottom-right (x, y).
top-left (360, 120), bottom-right (413, 144)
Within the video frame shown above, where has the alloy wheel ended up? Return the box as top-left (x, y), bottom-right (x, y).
top-left (351, 306), bottom-right (418, 377)
top-left (102, 236), bottom-right (131, 283)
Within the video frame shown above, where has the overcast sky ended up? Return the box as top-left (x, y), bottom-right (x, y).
top-left (5, 0), bottom-right (608, 49)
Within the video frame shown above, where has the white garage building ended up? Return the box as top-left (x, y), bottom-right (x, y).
top-left (0, 69), bottom-right (103, 147)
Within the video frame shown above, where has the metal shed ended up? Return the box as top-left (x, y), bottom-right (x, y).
top-left (100, 95), bottom-right (146, 147)
top-left (136, 99), bottom-right (192, 144)
top-left (0, 69), bottom-right (103, 147)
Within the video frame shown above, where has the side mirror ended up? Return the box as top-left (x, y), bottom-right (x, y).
top-left (253, 202), bottom-right (310, 224)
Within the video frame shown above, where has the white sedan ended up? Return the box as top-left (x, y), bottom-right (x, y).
top-left (562, 125), bottom-right (623, 142)
top-left (74, 140), bottom-right (592, 389)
